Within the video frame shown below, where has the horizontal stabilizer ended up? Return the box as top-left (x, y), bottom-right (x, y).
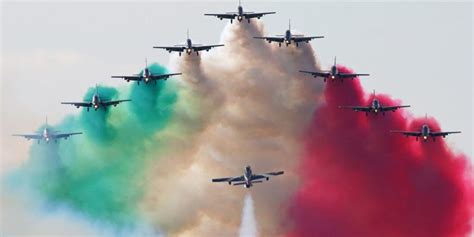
top-left (233, 182), bottom-right (246, 186)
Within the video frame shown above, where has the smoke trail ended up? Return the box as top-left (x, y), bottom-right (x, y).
top-left (239, 194), bottom-right (258, 237)
top-left (287, 66), bottom-right (474, 237)
top-left (5, 62), bottom-right (179, 232)
top-left (140, 21), bottom-right (325, 236)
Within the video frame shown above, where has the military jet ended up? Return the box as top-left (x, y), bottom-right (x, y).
top-left (61, 85), bottom-right (131, 111)
top-left (390, 115), bottom-right (461, 142)
top-left (254, 20), bottom-right (324, 47)
top-left (339, 90), bottom-right (410, 116)
top-left (204, 0), bottom-right (275, 23)
top-left (12, 117), bottom-right (82, 143)
top-left (153, 30), bottom-right (224, 56)
top-left (212, 165), bottom-right (284, 188)
top-left (111, 59), bottom-right (181, 85)
top-left (300, 57), bottom-right (370, 82)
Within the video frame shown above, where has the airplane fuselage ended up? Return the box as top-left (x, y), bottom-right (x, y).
top-left (421, 124), bottom-right (430, 140)
top-left (143, 68), bottom-right (151, 82)
top-left (244, 166), bottom-right (253, 188)
top-left (285, 30), bottom-right (292, 44)
top-left (42, 128), bottom-right (50, 141)
top-left (237, 6), bottom-right (244, 21)
top-left (329, 65), bottom-right (338, 79)
top-left (186, 38), bottom-right (193, 54)
top-left (92, 94), bottom-right (100, 110)
top-left (371, 99), bottom-right (381, 113)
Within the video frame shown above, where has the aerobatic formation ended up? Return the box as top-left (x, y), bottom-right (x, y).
top-left (6, 2), bottom-right (472, 237)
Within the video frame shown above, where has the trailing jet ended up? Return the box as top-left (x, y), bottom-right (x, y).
top-left (300, 57), bottom-right (370, 82)
top-left (390, 115), bottom-right (461, 142)
top-left (111, 59), bottom-right (181, 85)
top-left (254, 20), bottom-right (323, 47)
top-left (153, 30), bottom-right (224, 56)
top-left (12, 117), bottom-right (82, 143)
top-left (212, 165), bottom-right (284, 188)
top-left (204, 0), bottom-right (275, 23)
top-left (339, 90), bottom-right (410, 116)
top-left (61, 85), bottom-right (131, 111)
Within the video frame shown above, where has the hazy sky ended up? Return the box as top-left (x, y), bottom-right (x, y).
top-left (1, 1), bottom-right (472, 168)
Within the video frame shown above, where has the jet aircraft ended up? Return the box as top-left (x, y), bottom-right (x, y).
top-left (339, 90), bottom-right (410, 116)
top-left (111, 59), bottom-right (181, 85)
top-left (61, 85), bottom-right (131, 111)
top-left (12, 117), bottom-right (82, 143)
top-left (300, 57), bottom-right (369, 82)
top-left (204, 0), bottom-right (275, 23)
top-left (212, 165), bottom-right (284, 188)
top-left (390, 115), bottom-right (461, 141)
top-left (254, 20), bottom-right (324, 47)
top-left (153, 30), bottom-right (224, 56)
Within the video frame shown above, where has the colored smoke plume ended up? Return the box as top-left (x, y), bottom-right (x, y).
top-left (239, 194), bottom-right (259, 237)
top-left (287, 66), bottom-right (474, 237)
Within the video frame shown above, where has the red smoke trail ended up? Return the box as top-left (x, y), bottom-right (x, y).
top-left (288, 66), bottom-right (473, 237)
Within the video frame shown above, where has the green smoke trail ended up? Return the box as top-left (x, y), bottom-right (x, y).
top-left (13, 63), bottom-right (179, 226)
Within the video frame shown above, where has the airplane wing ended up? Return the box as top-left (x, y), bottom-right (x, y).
top-left (111, 75), bottom-right (142, 81)
top-left (338, 73), bottom-right (370, 79)
top-left (251, 171), bottom-right (284, 180)
top-left (153, 46), bottom-right (186, 52)
top-left (61, 102), bottom-right (93, 107)
top-left (292, 36), bottom-right (324, 42)
top-left (150, 73), bottom-right (182, 80)
top-left (52, 132), bottom-right (83, 139)
top-left (204, 13), bottom-right (237, 19)
top-left (192, 44), bottom-right (225, 52)
top-left (299, 70), bottom-right (330, 78)
top-left (253, 36), bottom-right (285, 43)
top-left (390, 130), bottom-right (422, 137)
top-left (244, 12), bottom-right (276, 18)
top-left (212, 176), bottom-right (244, 183)
top-left (12, 134), bottom-right (42, 140)
top-left (339, 106), bottom-right (372, 112)
top-left (380, 105), bottom-right (411, 112)
top-left (101, 99), bottom-right (131, 107)
top-left (430, 131), bottom-right (461, 137)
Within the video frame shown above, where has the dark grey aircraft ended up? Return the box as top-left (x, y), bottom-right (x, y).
top-left (300, 57), bottom-right (369, 82)
top-left (153, 30), bottom-right (224, 56)
top-left (390, 115), bottom-right (461, 142)
top-left (204, 0), bottom-right (275, 23)
top-left (212, 165), bottom-right (284, 188)
top-left (12, 117), bottom-right (82, 143)
top-left (61, 85), bottom-right (130, 111)
top-left (339, 90), bottom-right (410, 116)
top-left (111, 59), bottom-right (181, 85)
top-left (254, 20), bottom-right (324, 47)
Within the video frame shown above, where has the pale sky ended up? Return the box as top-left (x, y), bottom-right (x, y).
top-left (1, 1), bottom-right (472, 167)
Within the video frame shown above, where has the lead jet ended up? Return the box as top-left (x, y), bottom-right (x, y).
top-left (12, 117), bottom-right (82, 143)
top-left (111, 59), bottom-right (181, 85)
top-left (390, 115), bottom-right (461, 142)
top-left (61, 85), bottom-right (131, 111)
top-left (339, 90), bottom-right (410, 116)
top-left (153, 30), bottom-right (224, 56)
top-left (212, 165), bottom-right (284, 188)
top-left (204, 0), bottom-right (275, 23)
top-left (254, 20), bottom-right (324, 47)
top-left (300, 57), bottom-right (370, 82)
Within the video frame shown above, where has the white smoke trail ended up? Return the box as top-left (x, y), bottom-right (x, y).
top-left (239, 194), bottom-right (258, 237)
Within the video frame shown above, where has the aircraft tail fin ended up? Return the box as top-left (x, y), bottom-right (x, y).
top-left (186, 28), bottom-right (189, 40)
